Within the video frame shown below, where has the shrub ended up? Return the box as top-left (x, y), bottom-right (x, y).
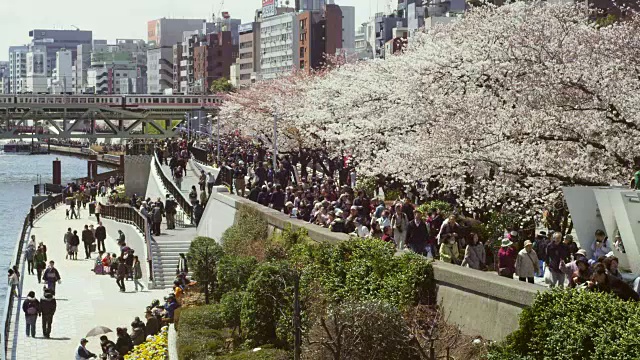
top-left (176, 305), bottom-right (229, 360)
top-left (302, 238), bottom-right (434, 308)
top-left (218, 346), bottom-right (290, 360)
top-left (125, 326), bottom-right (168, 360)
top-left (216, 256), bottom-right (258, 300)
top-left (304, 299), bottom-right (421, 360)
top-left (221, 291), bottom-right (245, 335)
top-left (241, 261), bottom-right (294, 349)
top-left (222, 206), bottom-right (269, 259)
top-left (187, 236), bottom-right (224, 303)
top-left (489, 289), bottom-right (640, 360)
top-left (417, 200), bottom-right (453, 216)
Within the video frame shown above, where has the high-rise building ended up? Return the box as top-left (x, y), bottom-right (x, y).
top-left (339, 6), bottom-right (356, 52)
top-left (25, 46), bottom-right (48, 93)
top-left (8, 46), bottom-right (28, 94)
top-left (260, 9), bottom-right (298, 80)
top-left (85, 39), bottom-right (147, 94)
top-left (0, 61), bottom-right (9, 94)
top-left (374, 13), bottom-right (406, 58)
top-left (297, 4), bottom-right (344, 73)
top-left (192, 32), bottom-right (235, 94)
top-left (147, 18), bottom-right (207, 94)
top-left (50, 49), bottom-right (73, 94)
top-left (28, 29), bottom-right (93, 76)
top-left (354, 23), bottom-right (374, 60)
top-left (231, 22), bottom-right (260, 88)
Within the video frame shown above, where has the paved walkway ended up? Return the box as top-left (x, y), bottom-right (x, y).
top-left (11, 205), bottom-right (166, 359)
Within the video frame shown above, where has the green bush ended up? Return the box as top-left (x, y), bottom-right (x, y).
top-left (187, 236), bottom-right (224, 303)
top-left (218, 346), bottom-right (290, 360)
top-left (222, 206), bottom-right (269, 259)
top-left (221, 291), bottom-right (245, 335)
top-left (417, 200), bottom-right (453, 216)
top-left (216, 256), bottom-right (258, 300)
top-left (301, 238), bottom-right (434, 308)
top-left (304, 299), bottom-right (421, 360)
top-left (177, 305), bottom-right (228, 360)
top-left (241, 261), bottom-right (294, 349)
top-left (489, 289), bottom-right (640, 360)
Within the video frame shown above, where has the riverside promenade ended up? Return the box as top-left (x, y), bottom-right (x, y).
top-left (9, 205), bottom-right (164, 359)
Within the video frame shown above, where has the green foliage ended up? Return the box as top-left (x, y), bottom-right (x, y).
top-left (187, 237), bottom-right (224, 303)
top-left (417, 200), bottom-right (453, 216)
top-left (176, 305), bottom-right (228, 360)
top-left (354, 176), bottom-right (378, 197)
top-left (220, 291), bottom-right (245, 334)
top-left (210, 77), bottom-right (235, 93)
top-left (145, 119), bottom-right (182, 135)
top-left (304, 299), bottom-right (421, 360)
top-left (302, 238), bottom-right (434, 308)
top-left (478, 211), bottom-right (524, 249)
top-left (216, 256), bottom-right (258, 300)
top-left (595, 14), bottom-right (617, 29)
top-left (384, 188), bottom-right (404, 202)
top-left (241, 261), bottom-right (294, 349)
top-left (490, 289), bottom-right (640, 360)
top-left (222, 206), bottom-right (269, 259)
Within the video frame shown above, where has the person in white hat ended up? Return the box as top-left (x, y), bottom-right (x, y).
top-left (497, 238), bottom-right (517, 279)
top-left (515, 240), bottom-right (539, 284)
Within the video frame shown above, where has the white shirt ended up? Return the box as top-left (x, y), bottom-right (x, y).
top-left (357, 225), bottom-right (369, 238)
top-left (207, 173), bottom-right (216, 184)
top-left (378, 217), bottom-right (391, 229)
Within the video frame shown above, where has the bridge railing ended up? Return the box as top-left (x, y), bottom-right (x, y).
top-left (1, 194), bottom-right (63, 360)
top-left (99, 205), bottom-right (155, 287)
top-left (190, 147), bottom-right (233, 188)
top-left (153, 154), bottom-right (194, 221)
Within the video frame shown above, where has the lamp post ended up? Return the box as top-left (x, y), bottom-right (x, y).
top-left (273, 112), bottom-right (278, 170)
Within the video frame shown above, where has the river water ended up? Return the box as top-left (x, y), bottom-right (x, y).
top-left (0, 153), bottom-right (107, 306)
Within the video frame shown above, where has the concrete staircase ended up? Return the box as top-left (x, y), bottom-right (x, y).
top-left (151, 239), bottom-right (192, 289)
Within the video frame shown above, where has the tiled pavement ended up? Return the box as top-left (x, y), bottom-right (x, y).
top-left (10, 205), bottom-right (167, 359)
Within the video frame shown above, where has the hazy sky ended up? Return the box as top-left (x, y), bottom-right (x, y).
top-left (0, 0), bottom-right (391, 61)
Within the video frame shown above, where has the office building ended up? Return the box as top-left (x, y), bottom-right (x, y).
top-left (50, 49), bottom-right (73, 94)
top-left (25, 46), bottom-right (48, 93)
top-left (85, 39), bottom-right (147, 94)
top-left (193, 32), bottom-right (234, 93)
top-left (147, 18), bottom-right (207, 93)
top-left (8, 46), bottom-right (28, 94)
top-left (339, 6), bottom-right (356, 52)
top-left (28, 29), bottom-right (93, 76)
top-left (260, 10), bottom-right (299, 79)
top-left (0, 62), bottom-right (9, 94)
top-left (231, 22), bottom-right (260, 87)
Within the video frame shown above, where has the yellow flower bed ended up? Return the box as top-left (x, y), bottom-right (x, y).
top-left (124, 326), bottom-right (168, 360)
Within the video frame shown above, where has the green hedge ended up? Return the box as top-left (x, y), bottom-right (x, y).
top-left (488, 289), bottom-right (640, 360)
top-left (176, 305), bottom-right (228, 360)
top-left (221, 206), bottom-right (269, 258)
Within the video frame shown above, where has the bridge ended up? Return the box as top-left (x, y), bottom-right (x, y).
top-left (0, 94), bottom-right (222, 139)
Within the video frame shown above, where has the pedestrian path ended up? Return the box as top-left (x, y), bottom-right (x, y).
top-left (11, 205), bottom-right (166, 359)
top-left (159, 160), bottom-right (201, 198)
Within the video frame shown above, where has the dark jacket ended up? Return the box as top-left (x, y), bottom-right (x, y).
top-left (95, 226), bottom-right (107, 241)
top-left (43, 267), bottom-right (61, 283)
top-left (117, 262), bottom-right (127, 279)
top-left (22, 297), bottom-right (40, 316)
top-left (70, 234), bottom-right (80, 247)
top-left (39, 294), bottom-right (57, 316)
top-left (595, 274), bottom-right (640, 301)
top-left (545, 241), bottom-right (569, 273)
top-left (81, 229), bottom-right (94, 244)
top-left (152, 206), bottom-right (163, 223)
top-left (145, 316), bottom-right (160, 336)
top-left (257, 191), bottom-right (269, 206)
top-left (270, 190), bottom-right (285, 211)
top-left (115, 334), bottom-right (133, 356)
top-left (407, 220), bottom-right (429, 248)
top-left (165, 199), bottom-right (176, 215)
top-left (76, 345), bottom-right (96, 359)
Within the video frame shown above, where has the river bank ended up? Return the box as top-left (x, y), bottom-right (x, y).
top-left (48, 145), bottom-right (120, 167)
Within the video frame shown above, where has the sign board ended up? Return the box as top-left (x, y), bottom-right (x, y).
top-left (148, 20), bottom-right (160, 47)
top-left (262, 0), bottom-right (277, 18)
top-left (239, 23), bottom-right (254, 34)
top-left (27, 52), bottom-right (45, 76)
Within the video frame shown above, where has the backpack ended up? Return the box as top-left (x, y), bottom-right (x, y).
top-left (26, 301), bottom-right (37, 315)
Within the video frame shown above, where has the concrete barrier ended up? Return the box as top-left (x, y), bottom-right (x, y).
top-left (198, 187), bottom-right (541, 341)
top-left (125, 155), bottom-right (152, 197)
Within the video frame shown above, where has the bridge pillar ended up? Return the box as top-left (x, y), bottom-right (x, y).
top-left (119, 155), bottom-right (125, 173)
top-left (88, 160), bottom-right (97, 180)
top-left (52, 159), bottom-right (61, 185)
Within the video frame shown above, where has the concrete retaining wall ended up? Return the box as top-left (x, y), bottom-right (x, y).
top-left (125, 155), bottom-right (152, 197)
top-left (198, 188), bottom-right (540, 341)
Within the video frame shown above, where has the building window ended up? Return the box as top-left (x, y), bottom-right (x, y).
top-left (300, 47), bottom-right (304, 57)
top-left (300, 60), bottom-right (305, 69)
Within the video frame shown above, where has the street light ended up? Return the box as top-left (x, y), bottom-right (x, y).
top-left (207, 114), bottom-right (220, 166)
top-left (273, 111), bottom-right (278, 170)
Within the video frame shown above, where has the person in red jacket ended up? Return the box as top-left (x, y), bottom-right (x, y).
top-left (497, 238), bottom-right (517, 278)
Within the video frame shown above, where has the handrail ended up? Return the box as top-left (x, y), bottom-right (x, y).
top-left (152, 153), bottom-right (194, 221)
top-left (1, 194), bottom-right (63, 360)
top-left (99, 205), bottom-right (155, 287)
top-left (190, 147), bottom-right (233, 188)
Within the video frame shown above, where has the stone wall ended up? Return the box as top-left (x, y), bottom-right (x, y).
top-left (124, 155), bottom-right (152, 197)
top-left (199, 187), bottom-right (542, 341)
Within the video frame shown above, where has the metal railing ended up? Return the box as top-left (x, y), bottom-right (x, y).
top-left (74, 169), bottom-right (123, 185)
top-left (99, 204), bottom-right (155, 287)
top-left (190, 146), bottom-right (211, 165)
top-left (190, 147), bottom-right (233, 188)
top-left (1, 194), bottom-right (63, 360)
top-left (153, 154), bottom-right (194, 221)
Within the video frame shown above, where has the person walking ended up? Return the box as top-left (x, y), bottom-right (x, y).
top-left (95, 202), bottom-right (102, 223)
top-left (22, 291), bottom-right (40, 338)
top-left (188, 186), bottom-right (198, 207)
top-left (151, 203), bottom-right (163, 236)
top-left (178, 253), bottom-right (188, 277)
top-left (39, 289), bottom-right (57, 338)
top-left (64, 228), bottom-right (73, 260)
top-left (75, 338), bottom-right (97, 360)
top-left (133, 256), bottom-right (144, 292)
top-left (207, 171), bottom-right (215, 195)
top-left (34, 247), bottom-right (47, 283)
top-left (29, 205), bottom-right (36, 227)
top-left (406, 210), bottom-right (429, 256)
top-left (515, 240), bottom-right (540, 284)
top-left (497, 239), bottom-right (517, 279)
top-left (165, 195), bottom-right (176, 230)
top-left (461, 233), bottom-right (486, 270)
top-left (545, 232), bottom-right (569, 288)
top-left (82, 225), bottom-right (95, 259)
top-left (95, 222), bottom-right (107, 254)
top-left (70, 198), bottom-right (79, 219)
top-left (7, 269), bottom-right (19, 297)
top-left (25, 241), bottom-right (36, 275)
top-left (391, 203), bottom-right (408, 251)
top-left (116, 257), bottom-right (127, 292)
top-left (42, 261), bottom-right (61, 295)
top-left (69, 230), bottom-right (80, 260)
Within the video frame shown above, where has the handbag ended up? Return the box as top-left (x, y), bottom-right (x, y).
top-left (498, 267), bottom-right (513, 277)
